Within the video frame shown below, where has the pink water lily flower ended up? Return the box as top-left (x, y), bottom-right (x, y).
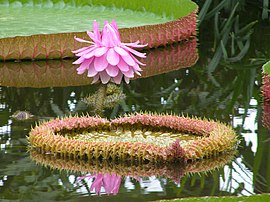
top-left (73, 20), bottom-right (147, 84)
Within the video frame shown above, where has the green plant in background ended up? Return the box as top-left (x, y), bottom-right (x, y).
top-left (262, 0), bottom-right (269, 20)
top-left (198, 1), bottom-right (257, 75)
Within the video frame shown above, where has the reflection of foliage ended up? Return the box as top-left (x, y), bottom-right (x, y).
top-left (0, 125), bottom-right (78, 201)
top-left (0, 156), bottom-right (78, 201)
top-left (0, 85), bottom-right (95, 119)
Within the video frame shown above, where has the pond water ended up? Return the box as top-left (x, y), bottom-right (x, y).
top-left (1, 4), bottom-right (270, 202)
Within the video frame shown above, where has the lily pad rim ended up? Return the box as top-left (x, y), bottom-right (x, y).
top-left (263, 61), bottom-right (270, 75)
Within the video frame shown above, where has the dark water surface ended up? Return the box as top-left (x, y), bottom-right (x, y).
top-left (1, 8), bottom-right (270, 202)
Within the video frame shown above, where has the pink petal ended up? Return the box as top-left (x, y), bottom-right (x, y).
top-left (76, 175), bottom-right (90, 182)
top-left (101, 24), bottom-right (112, 47)
top-left (100, 71), bottom-right (111, 84)
top-left (107, 48), bottom-right (120, 66)
top-left (90, 174), bottom-right (103, 194)
top-left (103, 174), bottom-right (114, 193)
top-left (111, 20), bottom-right (120, 41)
top-left (132, 63), bottom-right (142, 71)
top-left (87, 62), bottom-right (98, 77)
top-left (87, 31), bottom-right (101, 46)
top-left (135, 71), bottom-right (141, 76)
top-left (88, 70), bottom-right (98, 77)
top-left (72, 46), bottom-right (90, 54)
top-left (77, 66), bottom-right (87, 75)
top-left (77, 46), bottom-right (96, 57)
top-left (86, 20), bottom-right (101, 45)
top-left (74, 36), bottom-right (92, 44)
top-left (113, 73), bottom-right (123, 84)
top-left (114, 46), bottom-right (128, 56)
top-left (104, 20), bottom-right (109, 26)
top-left (83, 47), bottom-right (97, 59)
top-left (124, 76), bottom-right (130, 84)
top-left (72, 56), bottom-right (85, 64)
top-left (112, 176), bottom-right (121, 195)
top-left (76, 58), bottom-right (93, 74)
top-left (94, 47), bottom-right (108, 57)
top-left (122, 45), bottom-right (146, 58)
top-left (130, 54), bottom-right (146, 66)
top-left (121, 54), bottom-right (136, 66)
top-left (94, 54), bottom-right (108, 72)
top-left (117, 59), bottom-right (129, 72)
top-left (93, 20), bottom-right (101, 40)
top-left (92, 75), bottom-right (100, 84)
top-left (103, 174), bottom-right (121, 195)
top-left (122, 68), bottom-right (134, 78)
top-left (101, 23), bottom-right (120, 47)
top-left (87, 31), bottom-right (95, 40)
top-left (106, 65), bottom-right (119, 77)
top-left (122, 40), bottom-right (148, 48)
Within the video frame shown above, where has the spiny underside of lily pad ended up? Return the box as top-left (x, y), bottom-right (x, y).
top-left (28, 113), bottom-right (238, 162)
top-left (0, 11), bottom-right (197, 61)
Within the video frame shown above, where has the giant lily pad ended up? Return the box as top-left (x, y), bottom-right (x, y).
top-left (0, 39), bottom-right (198, 88)
top-left (0, 0), bottom-right (198, 60)
top-left (28, 113), bottom-right (238, 162)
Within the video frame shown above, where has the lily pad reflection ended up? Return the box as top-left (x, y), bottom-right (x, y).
top-left (30, 150), bottom-right (236, 196)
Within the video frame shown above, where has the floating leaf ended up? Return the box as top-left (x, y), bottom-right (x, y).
top-left (0, 0), bottom-right (198, 60)
top-left (28, 113), bottom-right (238, 162)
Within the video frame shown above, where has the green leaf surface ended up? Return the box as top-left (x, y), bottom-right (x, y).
top-left (0, 0), bottom-right (197, 38)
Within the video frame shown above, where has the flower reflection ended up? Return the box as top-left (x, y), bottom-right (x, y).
top-left (77, 173), bottom-right (121, 195)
